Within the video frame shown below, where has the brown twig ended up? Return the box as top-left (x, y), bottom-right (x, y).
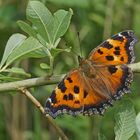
top-left (19, 88), bottom-right (69, 140)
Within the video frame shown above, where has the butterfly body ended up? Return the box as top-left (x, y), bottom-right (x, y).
top-left (79, 59), bottom-right (97, 78)
top-left (45, 30), bottom-right (138, 118)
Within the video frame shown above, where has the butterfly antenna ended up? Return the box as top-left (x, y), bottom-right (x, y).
top-left (65, 43), bottom-right (79, 57)
top-left (77, 31), bottom-right (83, 58)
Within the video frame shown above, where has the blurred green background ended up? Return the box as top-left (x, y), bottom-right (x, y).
top-left (0, 0), bottom-right (140, 140)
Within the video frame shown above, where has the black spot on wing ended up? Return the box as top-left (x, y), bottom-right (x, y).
top-left (108, 66), bottom-right (118, 74)
top-left (97, 49), bottom-right (103, 54)
top-left (67, 77), bottom-right (73, 83)
top-left (120, 56), bottom-right (124, 61)
top-left (114, 51), bottom-right (120, 55)
top-left (106, 55), bottom-right (114, 61)
top-left (121, 31), bottom-right (130, 37)
top-left (58, 79), bottom-right (67, 93)
top-left (63, 95), bottom-right (68, 101)
top-left (50, 90), bottom-right (57, 104)
top-left (68, 93), bottom-right (74, 100)
top-left (115, 46), bottom-right (120, 50)
top-left (74, 86), bottom-right (80, 94)
top-left (103, 41), bottom-right (113, 49)
top-left (112, 35), bottom-right (124, 41)
top-left (84, 90), bottom-right (88, 98)
top-left (74, 100), bottom-right (80, 104)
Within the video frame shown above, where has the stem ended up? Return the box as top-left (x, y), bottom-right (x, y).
top-left (20, 88), bottom-right (68, 140)
top-left (49, 56), bottom-right (54, 76)
top-left (0, 74), bottom-right (65, 92)
top-left (0, 65), bottom-right (8, 73)
top-left (20, 88), bottom-right (45, 113)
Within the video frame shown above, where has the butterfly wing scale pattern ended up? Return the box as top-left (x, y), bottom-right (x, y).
top-left (89, 30), bottom-right (137, 64)
top-left (45, 30), bottom-right (138, 118)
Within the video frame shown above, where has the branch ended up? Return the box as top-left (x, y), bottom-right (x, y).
top-left (0, 74), bottom-right (65, 92)
top-left (20, 88), bottom-right (68, 140)
top-left (128, 62), bottom-right (140, 73)
top-left (0, 62), bottom-right (140, 92)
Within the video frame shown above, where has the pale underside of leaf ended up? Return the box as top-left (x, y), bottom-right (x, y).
top-left (0, 33), bottom-right (26, 69)
top-left (27, 1), bottom-right (53, 43)
top-left (5, 37), bottom-right (44, 67)
top-left (114, 100), bottom-right (136, 140)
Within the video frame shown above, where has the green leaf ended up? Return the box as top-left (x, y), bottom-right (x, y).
top-left (17, 20), bottom-right (37, 37)
top-left (5, 37), bottom-right (44, 67)
top-left (26, 1), bottom-right (53, 43)
top-left (0, 33), bottom-right (26, 69)
top-left (114, 100), bottom-right (136, 140)
top-left (50, 9), bottom-right (73, 44)
top-left (27, 49), bottom-right (47, 58)
top-left (40, 63), bottom-right (50, 70)
top-left (4, 67), bottom-right (31, 77)
top-left (136, 113), bottom-right (140, 140)
top-left (0, 74), bottom-right (22, 82)
top-left (51, 47), bottom-right (71, 57)
top-left (26, 1), bottom-right (72, 47)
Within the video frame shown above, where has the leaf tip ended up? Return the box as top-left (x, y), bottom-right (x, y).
top-left (69, 8), bottom-right (73, 15)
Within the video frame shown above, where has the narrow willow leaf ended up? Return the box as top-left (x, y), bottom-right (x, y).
top-left (17, 20), bottom-right (37, 37)
top-left (40, 63), bottom-right (50, 70)
top-left (26, 1), bottom-right (53, 43)
top-left (4, 67), bottom-right (31, 77)
top-left (51, 47), bottom-right (71, 57)
top-left (0, 33), bottom-right (26, 69)
top-left (5, 37), bottom-right (44, 67)
top-left (0, 74), bottom-right (21, 81)
top-left (136, 113), bottom-right (140, 140)
top-left (53, 38), bottom-right (61, 48)
top-left (27, 49), bottom-right (47, 58)
top-left (51, 9), bottom-right (73, 44)
top-left (114, 100), bottom-right (136, 140)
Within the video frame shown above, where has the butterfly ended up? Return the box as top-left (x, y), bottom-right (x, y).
top-left (44, 30), bottom-right (138, 118)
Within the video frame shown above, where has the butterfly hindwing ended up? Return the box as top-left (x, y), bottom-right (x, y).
top-left (45, 64), bottom-right (133, 118)
top-left (45, 70), bottom-right (85, 118)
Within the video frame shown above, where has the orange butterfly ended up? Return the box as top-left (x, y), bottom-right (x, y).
top-left (44, 30), bottom-right (138, 118)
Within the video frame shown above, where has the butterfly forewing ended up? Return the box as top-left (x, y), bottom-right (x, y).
top-left (89, 30), bottom-right (137, 65)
